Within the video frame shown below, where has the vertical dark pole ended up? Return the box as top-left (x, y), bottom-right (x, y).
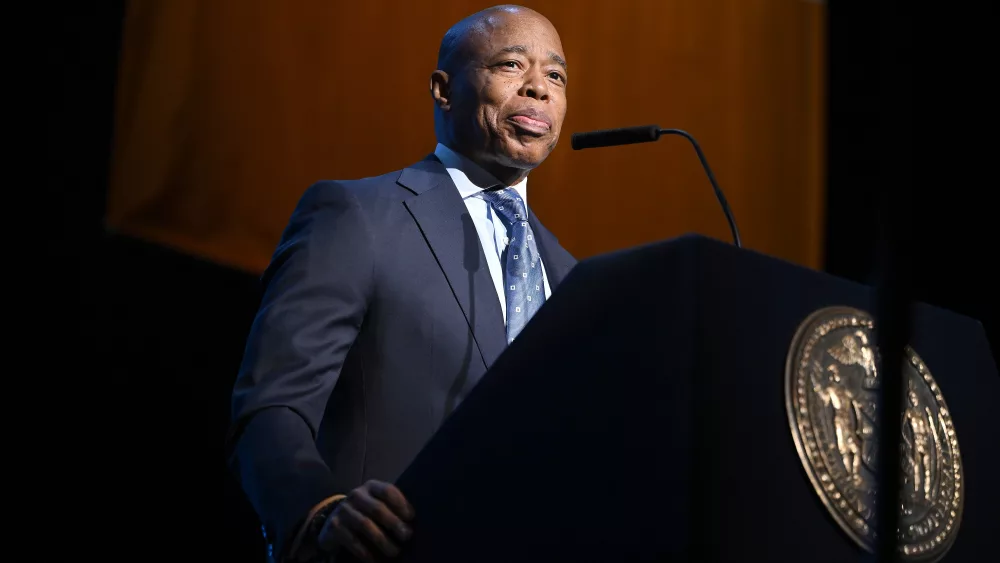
top-left (873, 1), bottom-right (912, 562)
top-left (873, 220), bottom-right (910, 563)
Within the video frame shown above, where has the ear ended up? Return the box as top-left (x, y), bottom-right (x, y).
top-left (430, 70), bottom-right (451, 111)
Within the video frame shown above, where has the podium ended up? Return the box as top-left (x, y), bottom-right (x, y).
top-left (389, 234), bottom-right (998, 562)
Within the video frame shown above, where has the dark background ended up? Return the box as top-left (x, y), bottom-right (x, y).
top-left (49, 3), bottom-right (994, 561)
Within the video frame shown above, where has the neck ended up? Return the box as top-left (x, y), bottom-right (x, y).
top-left (439, 139), bottom-right (530, 187)
top-left (479, 161), bottom-right (529, 187)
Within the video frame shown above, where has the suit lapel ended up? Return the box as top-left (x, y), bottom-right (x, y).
top-left (528, 213), bottom-right (576, 290)
top-left (400, 157), bottom-right (508, 369)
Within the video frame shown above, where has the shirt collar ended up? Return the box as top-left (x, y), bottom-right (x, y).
top-left (434, 143), bottom-right (528, 204)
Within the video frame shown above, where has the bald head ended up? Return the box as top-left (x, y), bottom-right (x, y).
top-left (429, 5), bottom-right (568, 186)
top-left (437, 5), bottom-right (550, 72)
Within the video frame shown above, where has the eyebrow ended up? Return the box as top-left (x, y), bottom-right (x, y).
top-left (497, 45), bottom-right (568, 70)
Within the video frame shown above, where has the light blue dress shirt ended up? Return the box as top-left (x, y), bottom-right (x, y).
top-left (434, 143), bottom-right (552, 325)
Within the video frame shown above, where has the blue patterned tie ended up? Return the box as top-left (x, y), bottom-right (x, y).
top-left (479, 188), bottom-right (546, 343)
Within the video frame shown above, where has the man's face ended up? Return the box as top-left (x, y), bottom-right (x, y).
top-left (445, 12), bottom-right (568, 172)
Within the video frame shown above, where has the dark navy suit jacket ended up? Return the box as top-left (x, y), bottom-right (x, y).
top-left (226, 154), bottom-right (577, 558)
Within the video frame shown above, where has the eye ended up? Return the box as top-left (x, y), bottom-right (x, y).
top-left (548, 71), bottom-right (565, 82)
top-left (500, 61), bottom-right (519, 69)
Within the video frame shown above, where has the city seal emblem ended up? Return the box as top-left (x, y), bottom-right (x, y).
top-left (785, 306), bottom-right (964, 561)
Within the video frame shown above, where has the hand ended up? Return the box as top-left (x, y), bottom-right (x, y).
top-left (317, 480), bottom-right (415, 561)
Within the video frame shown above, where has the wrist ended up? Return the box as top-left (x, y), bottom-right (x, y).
top-left (305, 496), bottom-right (345, 542)
top-left (286, 494), bottom-right (347, 562)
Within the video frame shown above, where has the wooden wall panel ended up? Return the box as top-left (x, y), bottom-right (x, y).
top-left (108, 0), bottom-right (826, 273)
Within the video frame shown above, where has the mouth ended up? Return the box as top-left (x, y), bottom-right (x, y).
top-left (507, 109), bottom-right (552, 135)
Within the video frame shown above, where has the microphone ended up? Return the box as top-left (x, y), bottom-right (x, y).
top-left (571, 125), bottom-right (742, 248)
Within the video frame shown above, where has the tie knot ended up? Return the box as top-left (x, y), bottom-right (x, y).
top-left (479, 187), bottom-right (527, 225)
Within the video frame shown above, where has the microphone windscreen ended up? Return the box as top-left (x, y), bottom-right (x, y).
top-left (571, 125), bottom-right (660, 150)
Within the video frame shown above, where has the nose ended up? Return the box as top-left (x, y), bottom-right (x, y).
top-left (519, 67), bottom-right (550, 101)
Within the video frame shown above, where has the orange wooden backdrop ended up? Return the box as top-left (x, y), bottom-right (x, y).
top-left (107, 0), bottom-right (826, 274)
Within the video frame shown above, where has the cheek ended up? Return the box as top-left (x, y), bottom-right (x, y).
top-left (478, 80), bottom-right (517, 130)
top-left (553, 96), bottom-right (568, 125)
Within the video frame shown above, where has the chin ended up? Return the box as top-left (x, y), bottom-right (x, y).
top-left (497, 138), bottom-right (554, 169)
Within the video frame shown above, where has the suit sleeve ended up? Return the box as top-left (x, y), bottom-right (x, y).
top-left (225, 181), bottom-right (374, 560)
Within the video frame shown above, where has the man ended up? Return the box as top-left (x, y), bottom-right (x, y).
top-left (227, 5), bottom-right (575, 562)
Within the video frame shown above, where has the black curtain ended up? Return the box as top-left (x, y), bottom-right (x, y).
top-left (52, 3), bottom-right (264, 560)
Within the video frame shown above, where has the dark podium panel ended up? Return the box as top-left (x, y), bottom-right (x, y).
top-left (391, 234), bottom-right (998, 562)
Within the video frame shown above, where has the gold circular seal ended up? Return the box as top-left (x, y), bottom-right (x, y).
top-left (785, 306), bottom-right (964, 561)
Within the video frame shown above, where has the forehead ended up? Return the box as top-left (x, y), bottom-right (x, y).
top-left (472, 12), bottom-right (565, 58)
